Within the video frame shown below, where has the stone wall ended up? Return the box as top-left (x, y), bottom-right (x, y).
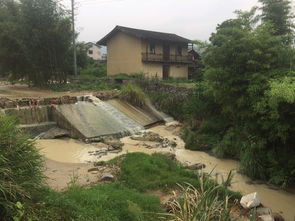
top-left (136, 80), bottom-right (193, 98)
top-left (0, 96), bottom-right (78, 109)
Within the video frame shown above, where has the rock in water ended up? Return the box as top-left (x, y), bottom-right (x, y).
top-left (240, 192), bottom-right (261, 209)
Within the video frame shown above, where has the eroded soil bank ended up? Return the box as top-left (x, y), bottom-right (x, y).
top-left (37, 124), bottom-right (295, 221)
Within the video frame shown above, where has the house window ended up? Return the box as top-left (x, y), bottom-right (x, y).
top-left (88, 50), bottom-right (93, 55)
top-left (177, 45), bottom-right (182, 56)
top-left (149, 43), bottom-right (155, 54)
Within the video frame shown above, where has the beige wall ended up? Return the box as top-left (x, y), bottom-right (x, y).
top-left (107, 32), bottom-right (142, 75)
top-left (170, 65), bottom-right (188, 78)
top-left (106, 32), bottom-right (188, 78)
top-left (87, 44), bottom-right (102, 60)
top-left (141, 63), bottom-right (163, 78)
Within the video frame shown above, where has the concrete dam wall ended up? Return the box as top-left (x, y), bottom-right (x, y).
top-left (2, 96), bottom-right (171, 139)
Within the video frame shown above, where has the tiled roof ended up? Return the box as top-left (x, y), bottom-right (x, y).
top-left (97, 25), bottom-right (191, 45)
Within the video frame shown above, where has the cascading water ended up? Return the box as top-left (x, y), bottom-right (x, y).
top-left (92, 98), bottom-right (144, 135)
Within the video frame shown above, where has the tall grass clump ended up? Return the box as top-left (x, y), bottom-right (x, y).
top-left (119, 83), bottom-right (147, 107)
top-left (0, 114), bottom-right (43, 218)
top-left (164, 182), bottom-right (230, 221)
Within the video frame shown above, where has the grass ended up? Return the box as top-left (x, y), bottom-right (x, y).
top-left (39, 183), bottom-right (163, 221)
top-left (164, 183), bottom-right (231, 221)
top-left (119, 83), bottom-right (147, 107)
top-left (112, 153), bottom-right (240, 200)
top-left (116, 153), bottom-right (199, 192)
top-left (36, 153), bottom-right (239, 221)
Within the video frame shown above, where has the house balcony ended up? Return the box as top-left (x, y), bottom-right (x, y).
top-left (142, 53), bottom-right (193, 64)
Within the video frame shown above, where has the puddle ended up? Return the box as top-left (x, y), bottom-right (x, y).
top-left (37, 124), bottom-right (295, 221)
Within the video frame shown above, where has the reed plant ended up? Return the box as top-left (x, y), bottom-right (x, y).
top-left (0, 114), bottom-right (43, 218)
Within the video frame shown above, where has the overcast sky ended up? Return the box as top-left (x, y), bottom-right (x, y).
top-left (61, 0), bottom-right (260, 43)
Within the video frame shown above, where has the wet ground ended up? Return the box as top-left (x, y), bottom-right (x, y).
top-left (37, 124), bottom-right (295, 221)
top-left (0, 82), bottom-right (107, 99)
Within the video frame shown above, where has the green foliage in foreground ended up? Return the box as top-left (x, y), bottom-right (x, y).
top-left (0, 114), bottom-right (43, 219)
top-left (119, 83), bottom-right (147, 107)
top-left (41, 183), bottom-right (163, 221)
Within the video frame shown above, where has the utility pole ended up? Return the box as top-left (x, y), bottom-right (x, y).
top-left (71, 0), bottom-right (78, 77)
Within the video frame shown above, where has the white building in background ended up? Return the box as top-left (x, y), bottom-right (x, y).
top-left (86, 42), bottom-right (104, 61)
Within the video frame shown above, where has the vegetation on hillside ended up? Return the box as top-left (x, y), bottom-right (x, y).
top-left (119, 83), bottom-right (147, 107)
top-left (146, 0), bottom-right (295, 187)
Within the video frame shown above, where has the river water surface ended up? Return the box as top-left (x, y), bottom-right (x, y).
top-left (37, 125), bottom-right (295, 221)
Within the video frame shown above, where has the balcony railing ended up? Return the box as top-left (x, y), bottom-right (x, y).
top-left (142, 53), bottom-right (193, 64)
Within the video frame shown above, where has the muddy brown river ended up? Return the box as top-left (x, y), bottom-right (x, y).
top-left (37, 125), bottom-right (295, 221)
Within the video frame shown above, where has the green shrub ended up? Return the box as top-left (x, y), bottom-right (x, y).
top-left (0, 114), bottom-right (43, 218)
top-left (119, 83), bottom-right (147, 107)
top-left (80, 62), bottom-right (106, 77)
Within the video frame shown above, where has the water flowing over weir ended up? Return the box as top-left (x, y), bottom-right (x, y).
top-left (53, 98), bottom-right (147, 139)
top-left (1, 96), bottom-right (167, 139)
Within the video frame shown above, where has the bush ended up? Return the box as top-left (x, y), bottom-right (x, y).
top-left (119, 83), bottom-right (147, 107)
top-left (80, 62), bottom-right (106, 77)
top-left (0, 114), bottom-right (43, 218)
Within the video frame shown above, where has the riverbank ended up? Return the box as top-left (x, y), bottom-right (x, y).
top-left (37, 123), bottom-right (295, 221)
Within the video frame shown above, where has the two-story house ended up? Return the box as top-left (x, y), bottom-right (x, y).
top-left (86, 42), bottom-right (103, 61)
top-left (97, 26), bottom-right (192, 78)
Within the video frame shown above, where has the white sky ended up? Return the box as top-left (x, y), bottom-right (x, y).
top-left (61, 0), bottom-right (260, 43)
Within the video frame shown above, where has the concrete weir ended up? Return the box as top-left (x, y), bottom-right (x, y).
top-left (1, 95), bottom-right (171, 139)
top-left (54, 99), bottom-right (144, 139)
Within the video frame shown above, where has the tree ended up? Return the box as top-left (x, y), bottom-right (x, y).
top-left (0, 0), bottom-right (73, 86)
top-left (259, 0), bottom-right (294, 37)
top-left (203, 7), bottom-right (295, 185)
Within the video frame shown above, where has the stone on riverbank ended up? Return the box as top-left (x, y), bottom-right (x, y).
top-left (240, 192), bottom-right (261, 209)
